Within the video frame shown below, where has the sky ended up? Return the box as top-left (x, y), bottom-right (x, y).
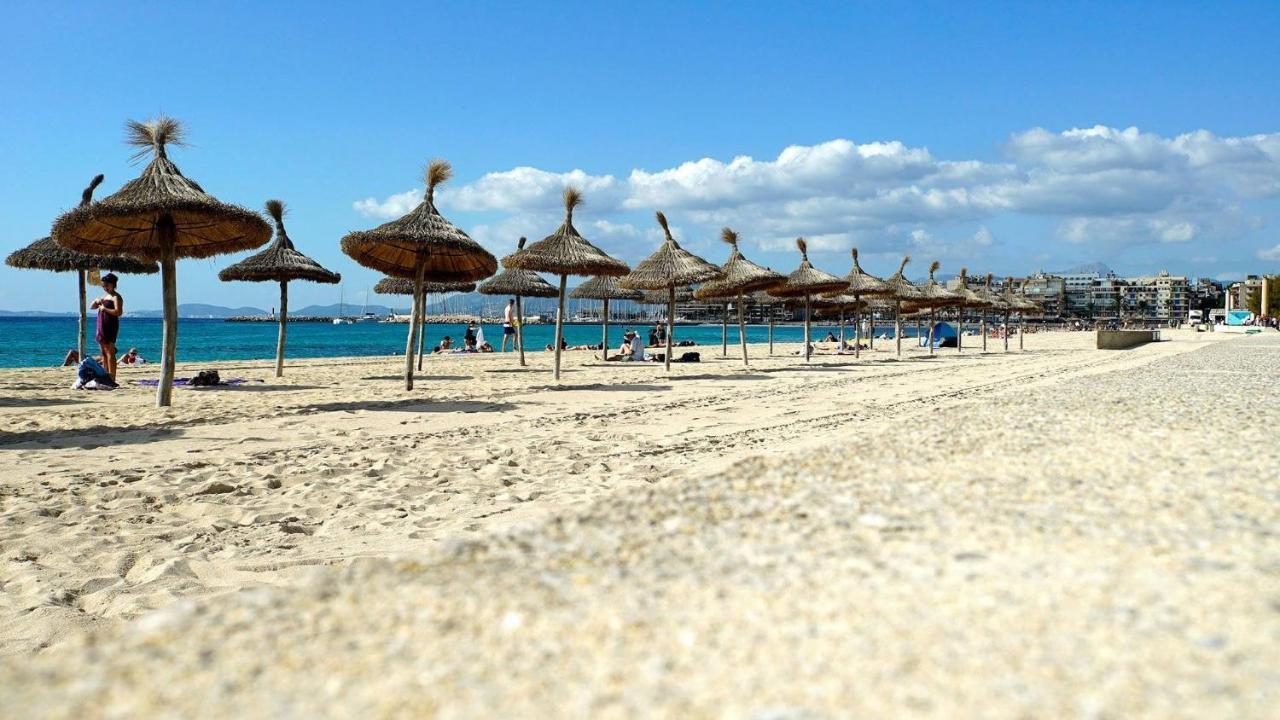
top-left (1, 1), bottom-right (1278, 312)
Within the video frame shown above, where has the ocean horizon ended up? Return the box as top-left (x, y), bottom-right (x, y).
top-left (0, 316), bottom-right (923, 369)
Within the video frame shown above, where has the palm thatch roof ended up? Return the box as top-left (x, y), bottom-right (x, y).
top-left (341, 160), bottom-right (497, 282)
top-left (478, 238), bottom-right (560, 298)
top-left (374, 277), bottom-right (476, 296)
top-left (879, 255), bottom-right (924, 301)
top-left (218, 200), bottom-right (340, 285)
top-left (693, 227), bottom-right (785, 300)
top-left (840, 247), bottom-right (892, 297)
top-left (909, 260), bottom-right (959, 309)
top-left (1004, 279), bottom-right (1043, 314)
top-left (949, 268), bottom-right (990, 308)
top-left (812, 293), bottom-right (865, 311)
top-left (639, 286), bottom-right (696, 305)
top-left (767, 238), bottom-right (848, 298)
top-left (7, 175), bottom-right (157, 275)
top-left (570, 275), bottom-right (644, 301)
top-left (975, 273), bottom-right (1008, 311)
top-left (51, 118), bottom-right (271, 260)
top-left (618, 212), bottom-right (723, 291)
top-left (503, 188), bottom-right (628, 277)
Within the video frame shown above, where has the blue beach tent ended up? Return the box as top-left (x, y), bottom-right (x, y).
top-left (918, 321), bottom-right (958, 348)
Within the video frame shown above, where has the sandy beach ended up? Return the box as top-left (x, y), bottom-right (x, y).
top-left (2, 329), bottom-right (1277, 717)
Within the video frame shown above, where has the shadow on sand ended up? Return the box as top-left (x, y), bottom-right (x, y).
top-left (299, 399), bottom-right (517, 414)
top-left (0, 426), bottom-right (185, 450)
top-left (0, 396), bottom-right (88, 408)
top-left (526, 383), bottom-right (672, 393)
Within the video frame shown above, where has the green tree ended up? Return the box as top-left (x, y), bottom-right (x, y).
top-left (1245, 276), bottom-right (1279, 316)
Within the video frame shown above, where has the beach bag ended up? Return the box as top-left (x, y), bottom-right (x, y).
top-left (190, 370), bottom-right (221, 387)
top-left (676, 352), bottom-right (701, 363)
top-left (78, 357), bottom-right (113, 384)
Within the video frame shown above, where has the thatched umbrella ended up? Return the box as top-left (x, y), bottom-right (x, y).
top-left (910, 261), bottom-right (959, 356)
top-left (749, 290), bottom-right (785, 355)
top-left (7, 174), bottom-right (157, 362)
top-left (948, 267), bottom-right (989, 354)
top-left (1003, 278), bottom-right (1042, 352)
top-left (618, 212), bottom-right (722, 371)
top-left (878, 255), bottom-right (924, 358)
top-left (766, 238), bottom-right (849, 363)
top-left (342, 159), bottom-right (496, 390)
top-left (374, 276), bottom-right (477, 368)
top-left (974, 273), bottom-right (1007, 353)
top-left (218, 200), bottom-right (339, 377)
top-left (692, 228), bottom-right (784, 366)
top-left (50, 118), bottom-right (271, 406)
top-left (835, 248), bottom-right (892, 357)
top-left (813, 293), bottom-right (864, 349)
top-left (480, 237), bottom-right (560, 367)
top-left (1012, 290), bottom-right (1043, 351)
top-left (570, 274), bottom-right (643, 362)
top-left (504, 188), bottom-right (628, 380)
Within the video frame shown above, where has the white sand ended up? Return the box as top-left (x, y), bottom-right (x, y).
top-left (2, 329), bottom-right (1276, 717)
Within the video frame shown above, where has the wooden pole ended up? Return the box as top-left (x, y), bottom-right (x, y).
top-left (405, 265), bottom-right (424, 391)
top-left (665, 286), bottom-right (674, 372)
top-left (957, 307), bottom-right (964, 353)
top-left (156, 215), bottom-right (178, 408)
top-left (853, 298), bottom-right (861, 359)
top-left (981, 309), bottom-right (988, 353)
top-left (1019, 312), bottom-right (1025, 351)
top-left (768, 313), bottom-right (775, 356)
top-left (553, 274), bottom-right (567, 380)
top-left (516, 295), bottom-right (526, 367)
top-left (928, 307), bottom-right (936, 356)
top-left (1003, 311), bottom-right (1010, 353)
top-left (77, 270), bottom-right (87, 362)
top-left (895, 301), bottom-right (902, 358)
top-left (275, 279), bottom-right (288, 377)
top-left (721, 303), bottom-right (728, 357)
top-left (737, 292), bottom-right (749, 366)
top-left (869, 307), bottom-right (875, 350)
top-left (804, 295), bottom-right (812, 363)
top-left (602, 298), bottom-right (610, 358)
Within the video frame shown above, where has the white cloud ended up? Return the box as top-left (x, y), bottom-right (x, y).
top-left (1259, 244), bottom-right (1280, 261)
top-left (351, 126), bottom-right (1280, 263)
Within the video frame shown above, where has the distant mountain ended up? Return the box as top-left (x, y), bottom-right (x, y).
top-left (130, 304), bottom-right (268, 318)
top-left (1056, 262), bottom-right (1114, 276)
top-left (0, 309), bottom-right (77, 317)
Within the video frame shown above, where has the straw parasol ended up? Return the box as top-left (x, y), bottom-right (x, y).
top-left (218, 200), bottom-right (340, 377)
top-left (909, 261), bottom-right (959, 356)
top-left (974, 273), bottom-right (1006, 353)
top-left (749, 289), bottom-right (786, 355)
top-left (878, 255), bottom-right (923, 358)
top-left (835, 247), bottom-right (894, 357)
top-left (480, 237), bottom-right (560, 367)
top-left (341, 159), bottom-right (497, 390)
top-left (766, 238), bottom-right (849, 362)
top-left (570, 274), bottom-right (643, 363)
top-left (813, 293), bottom-right (864, 349)
top-left (50, 117), bottom-right (271, 406)
top-left (948, 267), bottom-right (990, 353)
top-left (7, 174), bottom-right (157, 362)
top-left (693, 228), bottom-right (784, 366)
top-left (374, 276), bottom-right (477, 369)
top-left (1003, 278), bottom-right (1042, 352)
top-left (618, 212), bottom-right (723, 371)
top-left (504, 188), bottom-right (628, 380)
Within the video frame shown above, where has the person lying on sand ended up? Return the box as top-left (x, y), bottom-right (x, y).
top-left (433, 336), bottom-right (453, 353)
top-left (824, 332), bottom-right (838, 342)
top-left (62, 349), bottom-right (80, 367)
top-left (119, 348), bottom-right (144, 365)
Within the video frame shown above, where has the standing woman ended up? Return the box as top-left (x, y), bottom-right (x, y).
top-left (91, 273), bottom-right (123, 379)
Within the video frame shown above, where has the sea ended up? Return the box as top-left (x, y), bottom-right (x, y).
top-left (0, 317), bottom-right (924, 369)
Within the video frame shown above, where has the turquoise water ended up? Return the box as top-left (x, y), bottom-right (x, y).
top-left (0, 317), bottom-right (923, 368)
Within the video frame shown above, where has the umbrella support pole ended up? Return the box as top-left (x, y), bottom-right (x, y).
top-left (982, 313), bottom-right (988, 353)
top-left (77, 270), bottom-right (87, 363)
top-left (869, 311), bottom-right (874, 350)
top-left (957, 308), bottom-right (964, 353)
top-left (722, 303), bottom-right (728, 357)
top-left (737, 292), bottom-right (749, 366)
top-left (804, 296), bottom-right (812, 363)
top-left (404, 267), bottom-right (424, 391)
top-left (665, 287), bottom-right (674, 372)
top-left (156, 216), bottom-right (179, 408)
top-left (276, 280), bottom-right (288, 377)
top-left (602, 299), bottom-right (610, 360)
top-left (1004, 312), bottom-right (1010, 353)
top-left (895, 301), bottom-right (902, 358)
top-left (853, 304), bottom-right (861, 359)
top-left (516, 295), bottom-right (526, 367)
top-left (839, 308), bottom-right (845, 349)
top-left (768, 316), bottom-right (774, 356)
top-left (1019, 314), bottom-right (1025, 351)
top-left (417, 293), bottom-right (427, 371)
top-left (554, 274), bottom-right (567, 380)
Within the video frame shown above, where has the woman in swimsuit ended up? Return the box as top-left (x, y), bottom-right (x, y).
top-left (90, 273), bottom-right (124, 380)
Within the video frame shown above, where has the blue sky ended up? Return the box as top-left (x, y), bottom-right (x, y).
top-left (2, 1), bottom-right (1278, 312)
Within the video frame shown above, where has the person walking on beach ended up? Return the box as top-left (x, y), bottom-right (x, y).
top-left (90, 273), bottom-right (123, 380)
top-left (501, 299), bottom-right (516, 352)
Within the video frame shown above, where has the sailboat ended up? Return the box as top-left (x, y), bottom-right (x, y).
top-left (357, 287), bottom-right (379, 322)
top-left (332, 286), bottom-right (354, 325)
